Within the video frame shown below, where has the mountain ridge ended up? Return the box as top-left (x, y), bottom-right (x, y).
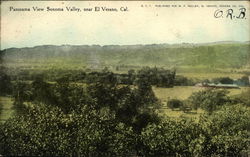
top-left (2, 41), bottom-right (250, 51)
top-left (1, 41), bottom-right (250, 72)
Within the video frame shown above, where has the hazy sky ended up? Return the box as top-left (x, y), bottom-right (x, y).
top-left (1, 1), bottom-right (249, 49)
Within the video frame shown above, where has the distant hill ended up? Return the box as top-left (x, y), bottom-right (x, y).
top-left (1, 42), bottom-right (250, 72)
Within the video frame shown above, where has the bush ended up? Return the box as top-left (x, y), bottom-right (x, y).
top-left (167, 99), bottom-right (183, 110)
top-left (174, 75), bottom-right (195, 86)
top-left (0, 68), bottom-right (12, 96)
top-left (198, 105), bottom-right (250, 156)
top-left (139, 105), bottom-right (250, 157)
top-left (1, 76), bottom-right (161, 156)
top-left (0, 104), bottom-right (136, 156)
top-left (0, 98), bottom-right (2, 117)
top-left (139, 119), bottom-right (203, 156)
top-left (188, 89), bottom-right (231, 114)
top-left (212, 77), bottom-right (234, 84)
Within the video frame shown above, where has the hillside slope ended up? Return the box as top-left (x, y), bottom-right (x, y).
top-left (1, 42), bottom-right (250, 72)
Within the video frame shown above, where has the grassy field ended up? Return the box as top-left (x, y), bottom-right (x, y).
top-left (178, 72), bottom-right (245, 80)
top-left (158, 108), bottom-right (204, 120)
top-left (0, 96), bottom-right (14, 123)
top-left (153, 86), bottom-right (248, 102)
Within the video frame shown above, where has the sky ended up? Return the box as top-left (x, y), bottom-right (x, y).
top-left (1, 1), bottom-right (250, 50)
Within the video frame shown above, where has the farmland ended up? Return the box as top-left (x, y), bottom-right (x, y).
top-left (154, 86), bottom-right (249, 101)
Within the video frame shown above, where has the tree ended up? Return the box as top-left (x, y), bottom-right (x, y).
top-left (198, 105), bottom-right (250, 156)
top-left (139, 119), bottom-right (201, 157)
top-left (139, 105), bottom-right (250, 157)
top-left (127, 69), bottom-right (136, 84)
top-left (0, 50), bottom-right (3, 64)
top-left (136, 67), bottom-right (175, 88)
top-left (188, 89), bottom-right (230, 114)
top-left (87, 72), bottom-right (161, 133)
top-left (0, 67), bottom-right (12, 96)
top-left (0, 97), bottom-right (2, 117)
top-left (12, 81), bottom-right (32, 114)
top-left (167, 99), bottom-right (183, 110)
top-left (31, 75), bottom-right (56, 105)
top-left (212, 77), bottom-right (234, 84)
top-left (0, 103), bottom-right (136, 156)
top-left (174, 75), bottom-right (194, 86)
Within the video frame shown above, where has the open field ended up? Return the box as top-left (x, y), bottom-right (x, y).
top-left (158, 108), bottom-right (205, 120)
top-left (178, 72), bottom-right (246, 80)
top-left (0, 96), bottom-right (14, 123)
top-left (153, 86), bottom-right (249, 102)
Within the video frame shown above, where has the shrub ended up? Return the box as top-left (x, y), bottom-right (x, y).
top-left (139, 119), bottom-right (202, 156)
top-left (139, 105), bottom-right (250, 157)
top-left (0, 104), bottom-right (136, 156)
top-left (212, 77), bottom-right (234, 84)
top-left (198, 105), bottom-right (250, 156)
top-left (188, 89), bottom-right (231, 114)
top-left (167, 99), bottom-right (183, 110)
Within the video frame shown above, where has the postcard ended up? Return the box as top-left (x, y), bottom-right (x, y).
top-left (0, 1), bottom-right (250, 156)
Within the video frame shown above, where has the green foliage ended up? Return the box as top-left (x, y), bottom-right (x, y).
top-left (198, 105), bottom-right (250, 156)
top-left (0, 77), bottom-right (248, 155)
top-left (0, 51), bottom-right (3, 64)
top-left (0, 97), bottom-right (2, 117)
top-left (212, 77), bottom-right (234, 84)
top-left (31, 75), bottom-right (56, 105)
top-left (0, 105), bottom-right (72, 156)
top-left (53, 77), bottom-right (87, 113)
top-left (10, 70), bottom-right (161, 131)
top-left (136, 67), bottom-right (175, 88)
top-left (87, 71), bottom-right (161, 132)
top-left (167, 99), bottom-right (184, 110)
top-left (139, 105), bottom-right (250, 157)
top-left (140, 119), bottom-right (201, 157)
top-left (1, 65), bottom-right (249, 156)
top-left (0, 67), bottom-right (12, 96)
top-left (75, 109), bottom-right (136, 156)
top-left (0, 104), bottom-right (136, 156)
top-left (12, 82), bottom-right (32, 114)
top-left (188, 89), bottom-right (231, 114)
top-left (174, 75), bottom-right (195, 86)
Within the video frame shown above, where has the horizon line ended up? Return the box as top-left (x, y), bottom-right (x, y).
top-left (1, 40), bottom-right (250, 51)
